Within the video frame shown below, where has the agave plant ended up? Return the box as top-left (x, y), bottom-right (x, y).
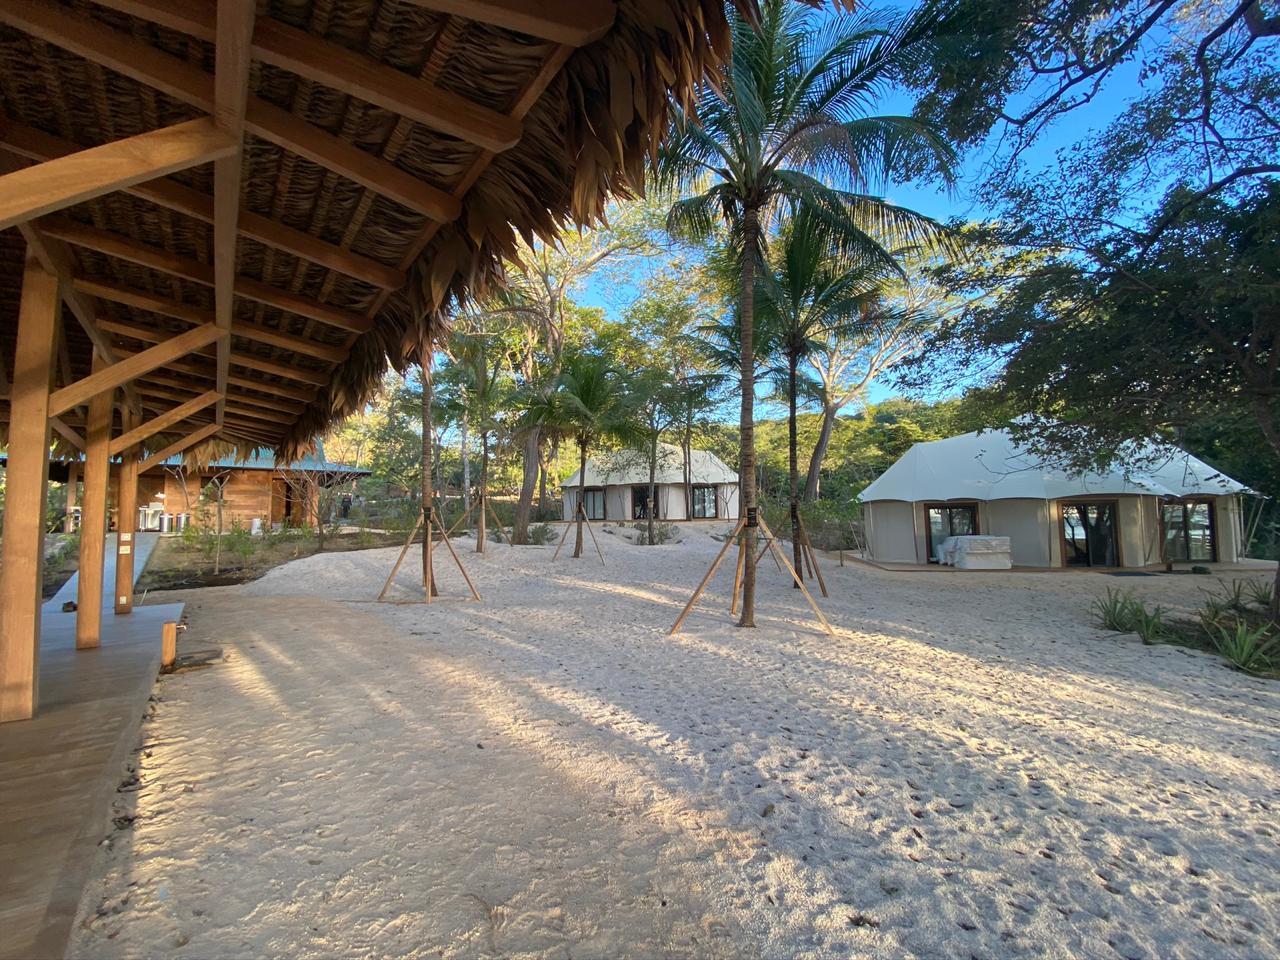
top-left (1092, 588), bottom-right (1143, 633)
top-left (1211, 622), bottom-right (1278, 674)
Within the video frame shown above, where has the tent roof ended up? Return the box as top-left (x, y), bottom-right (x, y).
top-left (562, 443), bottom-right (738, 488)
top-left (858, 429), bottom-right (1250, 503)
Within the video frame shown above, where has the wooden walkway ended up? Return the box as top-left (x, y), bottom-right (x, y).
top-left (0, 538), bottom-right (182, 960)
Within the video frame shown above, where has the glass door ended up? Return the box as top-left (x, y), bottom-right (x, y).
top-left (1164, 500), bottom-right (1215, 561)
top-left (925, 504), bottom-right (978, 562)
top-left (1062, 502), bottom-right (1119, 567)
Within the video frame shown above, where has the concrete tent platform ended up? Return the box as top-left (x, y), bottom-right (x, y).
top-left (0, 534), bottom-right (181, 960)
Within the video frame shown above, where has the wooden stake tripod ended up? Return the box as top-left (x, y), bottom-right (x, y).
top-left (552, 501), bottom-right (605, 564)
top-left (377, 505), bottom-right (481, 603)
top-left (670, 516), bottom-right (834, 636)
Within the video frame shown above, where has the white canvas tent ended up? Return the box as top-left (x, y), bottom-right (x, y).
top-left (858, 430), bottom-right (1251, 568)
top-left (561, 444), bottom-right (739, 521)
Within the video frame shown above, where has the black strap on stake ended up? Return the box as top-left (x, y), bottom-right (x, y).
top-left (746, 506), bottom-right (759, 528)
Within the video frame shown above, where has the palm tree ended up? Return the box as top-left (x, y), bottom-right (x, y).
top-left (759, 214), bottom-right (888, 579)
top-left (529, 350), bottom-right (636, 559)
top-left (656, 0), bottom-right (956, 625)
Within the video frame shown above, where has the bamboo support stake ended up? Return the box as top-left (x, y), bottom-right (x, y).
top-left (798, 516), bottom-right (828, 597)
top-left (582, 505), bottom-right (606, 565)
top-left (551, 515), bottom-right (574, 561)
top-left (161, 620), bottom-right (178, 671)
top-left (758, 517), bottom-right (835, 636)
top-left (730, 532), bottom-right (745, 616)
top-left (432, 512), bottom-right (481, 601)
top-left (670, 519), bottom-right (746, 635)
top-left (377, 513), bottom-right (422, 601)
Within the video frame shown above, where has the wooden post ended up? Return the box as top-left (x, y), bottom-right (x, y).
top-left (113, 425), bottom-right (139, 614)
top-left (64, 461), bottom-right (79, 532)
top-left (76, 355), bottom-right (113, 649)
top-left (0, 255), bottom-right (58, 723)
top-left (161, 620), bottom-right (177, 671)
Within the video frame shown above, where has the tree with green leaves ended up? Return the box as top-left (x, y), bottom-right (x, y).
top-left (656, 0), bottom-right (955, 624)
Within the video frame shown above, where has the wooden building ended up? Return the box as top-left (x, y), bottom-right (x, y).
top-left (0, 0), bottom-right (741, 723)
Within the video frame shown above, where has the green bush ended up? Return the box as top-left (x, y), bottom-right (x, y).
top-left (225, 521), bottom-right (256, 568)
top-left (527, 523), bottom-right (553, 545)
top-left (1132, 604), bottom-right (1169, 645)
top-left (633, 521), bottom-right (677, 545)
top-left (1220, 579), bottom-right (1252, 614)
top-left (1210, 621), bottom-right (1277, 674)
top-left (1244, 579), bottom-right (1274, 609)
top-left (1091, 588), bottom-right (1145, 633)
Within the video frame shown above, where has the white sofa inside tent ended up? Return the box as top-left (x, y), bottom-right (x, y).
top-left (857, 430), bottom-right (1251, 568)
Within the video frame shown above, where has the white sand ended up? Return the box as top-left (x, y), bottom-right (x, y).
top-left (71, 526), bottom-right (1280, 958)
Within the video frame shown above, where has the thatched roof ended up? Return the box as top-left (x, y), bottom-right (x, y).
top-left (0, 0), bottom-right (741, 462)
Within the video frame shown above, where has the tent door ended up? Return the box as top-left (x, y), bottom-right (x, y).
top-left (1062, 501), bottom-right (1119, 567)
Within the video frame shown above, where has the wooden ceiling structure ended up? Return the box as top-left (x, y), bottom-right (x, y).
top-left (0, 0), bottom-right (740, 722)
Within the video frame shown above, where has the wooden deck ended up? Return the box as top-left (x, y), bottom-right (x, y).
top-left (0, 535), bottom-right (182, 960)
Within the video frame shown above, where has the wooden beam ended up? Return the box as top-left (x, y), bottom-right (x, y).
top-left (139, 372), bottom-right (305, 414)
top-left (401, 0), bottom-right (615, 45)
top-left (243, 100), bottom-right (460, 221)
top-left (16, 224), bottom-right (120, 364)
top-left (76, 276), bottom-right (349, 362)
top-left (76, 355), bottom-right (112, 649)
top-left (0, 0), bottom-right (459, 220)
top-left (0, 254), bottom-right (58, 723)
top-left (43, 218), bottom-right (374, 334)
top-left (251, 18), bottom-right (522, 152)
top-left (137, 422), bottom-right (221, 473)
top-left (50, 415), bottom-right (86, 450)
top-left (105, 329), bottom-right (332, 387)
top-left (0, 118), bottom-right (236, 231)
top-left (82, 1), bottom-right (522, 151)
top-left (48, 323), bottom-right (222, 417)
top-left (212, 0), bottom-right (256, 426)
top-left (0, 122), bottom-right (406, 289)
top-left (110, 390), bottom-right (221, 455)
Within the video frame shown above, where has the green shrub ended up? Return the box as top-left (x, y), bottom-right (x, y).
top-left (1221, 579), bottom-right (1252, 614)
top-left (225, 521), bottom-right (256, 568)
top-left (527, 523), bottom-right (553, 545)
top-left (1132, 604), bottom-right (1169, 645)
top-left (1199, 593), bottom-right (1231, 633)
top-left (633, 521), bottom-right (677, 545)
top-left (1244, 579), bottom-right (1274, 609)
top-left (355, 526), bottom-right (375, 548)
top-left (1210, 621), bottom-right (1277, 674)
top-left (1092, 588), bottom-right (1144, 633)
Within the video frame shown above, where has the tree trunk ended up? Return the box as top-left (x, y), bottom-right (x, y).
top-left (788, 349), bottom-right (802, 585)
top-left (648, 435), bottom-right (659, 545)
top-left (538, 441), bottom-right (551, 519)
top-left (574, 441), bottom-right (588, 558)
top-left (513, 427), bottom-right (541, 544)
top-left (683, 421), bottom-right (693, 519)
top-left (738, 206), bottom-right (760, 627)
top-left (804, 402), bottom-right (838, 501)
top-left (476, 432), bottom-right (488, 553)
top-left (420, 359), bottom-right (437, 596)
top-left (461, 417), bottom-right (471, 514)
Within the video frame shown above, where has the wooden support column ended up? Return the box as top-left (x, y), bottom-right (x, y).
top-left (0, 255), bottom-right (59, 723)
top-left (113, 413), bottom-right (139, 615)
top-left (76, 357), bottom-right (113, 649)
top-left (64, 462), bottom-right (79, 532)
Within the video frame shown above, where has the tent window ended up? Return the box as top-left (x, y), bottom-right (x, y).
top-left (925, 504), bottom-right (978, 562)
top-left (1164, 499), bottom-right (1216, 562)
top-left (581, 488), bottom-right (605, 520)
top-left (692, 485), bottom-right (717, 518)
top-left (1061, 501), bottom-right (1119, 567)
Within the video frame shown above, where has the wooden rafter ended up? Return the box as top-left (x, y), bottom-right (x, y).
top-left (109, 389), bottom-right (220, 455)
top-left (139, 372), bottom-right (305, 414)
top-left (48, 322), bottom-right (222, 416)
top-left (401, 0), bottom-right (616, 46)
top-left (104, 326), bottom-right (332, 387)
top-left (0, 118), bottom-right (236, 231)
top-left (0, 0), bottom-right (460, 220)
top-left (212, 0), bottom-right (257, 426)
top-left (41, 218), bottom-right (373, 334)
top-left (0, 122), bottom-right (405, 290)
top-left (137, 421), bottom-right (221, 472)
top-left (84, 0), bottom-right (524, 152)
top-left (50, 415), bottom-right (85, 450)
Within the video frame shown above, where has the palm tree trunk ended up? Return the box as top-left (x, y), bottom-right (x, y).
top-left (574, 440), bottom-right (588, 558)
top-left (683, 420), bottom-right (693, 519)
top-left (788, 349), bottom-right (802, 585)
top-left (804, 402), bottom-right (837, 501)
top-left (420, 360), bottom-right (437, 597)
top-left (476, 432), bottom-right (489, 553)
top-left (461, 417), bottom-right (471, 514)
top-left (513, 427), bottom-right (540, 544)
top-left (738, 206), bottom-right (760, 627)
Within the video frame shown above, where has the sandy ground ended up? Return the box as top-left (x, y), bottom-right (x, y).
top-left (70, 524), bottom-right (1280, 959)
